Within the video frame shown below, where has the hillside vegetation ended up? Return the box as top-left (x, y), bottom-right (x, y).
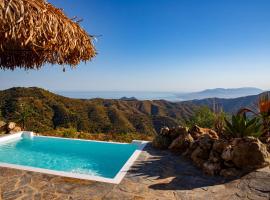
top-left (0, 87), bottom-right (196, 135)
top-left (1, 87), bottom-right (266, 138)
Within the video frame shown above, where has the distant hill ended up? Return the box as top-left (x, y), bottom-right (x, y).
top-left (190, 91), bottom-right (270, 114)
top-left (177, 87), bottom-right (263, 100)
top-left (0, 87), bottom-right (196, 134)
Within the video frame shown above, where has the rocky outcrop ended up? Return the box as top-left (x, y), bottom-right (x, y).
top-left (9, 126), bottom-right (22, 134)
top-left (0, 121), bottom-right (22, 134)
top-left (152, 135), bottom-right (172, 149)
top-left (191, 135), bottom-right (215, 168)
top-left (230, 137), bottom-right (270, 170)
top-left (153, 126), bottom-right (189, 149)
top-left (0, 121), bottom-right (6, 133)
top-left (169, 132), bottom-right (193, 153)
top-left (189, 125), bottom-right (219, 140)
top-left (153, 125), bottom-right (270, 178)
top-left (6, 122), bottom-right (16, 132)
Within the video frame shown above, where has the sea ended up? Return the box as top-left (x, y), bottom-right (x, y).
top-left (55, 91), bottom-right (183, 102)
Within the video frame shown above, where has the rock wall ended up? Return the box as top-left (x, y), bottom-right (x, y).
top-left (152, 125), bottom-right (270, 177)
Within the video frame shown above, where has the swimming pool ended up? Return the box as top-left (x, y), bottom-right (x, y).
top-left (0, 132), bottom-right (147, 183)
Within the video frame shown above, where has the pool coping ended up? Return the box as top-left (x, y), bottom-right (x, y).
top-left (0, 132), bottom-right (149, 184)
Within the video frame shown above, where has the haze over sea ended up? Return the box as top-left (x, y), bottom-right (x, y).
top-left (56, 91), bottom-right (182, 102)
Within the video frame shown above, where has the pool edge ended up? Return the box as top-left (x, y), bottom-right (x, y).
top-left (0, 132), bottom-right (149, 184)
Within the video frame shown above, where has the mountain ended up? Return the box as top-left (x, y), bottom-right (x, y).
top-left (0, 87), bottom-right (196, 135)
top-left (0, 87), bottom-right (267, 135)
top-left (190, 91), bottom-right (270, 114)
top-left (177, 87), bottom-right (263, 100)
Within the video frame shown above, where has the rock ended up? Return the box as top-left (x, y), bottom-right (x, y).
top-left (220, 168), bottom-right (241, 178)
top-left (191, 146), bottom-right (210, 168)
top-left (152, 135), bottom-right (172, 149)
top-left (208, 150), bottom-right (221, 163)
top-left (212, 139), bottom-right (229, 153)
top-left (203, 161), bottom-right (221, 176)
top-left (182, 140), bottom-right (198, 157)
top-left (221, 145), bottom-right (233, 161)
top-left (9, 126), bottom-right (22, 134)
top-left (6, 122), bottom-right (16, 131)
top-left (231, 137), bottom-right (270, 170)
top-left (208, 130), bottom-right (219, 139)
top-left (198, 134), bottom-right (215, 150)
top-left (189, 125), bottom-right (219, 140)
top-left (160, 127), bottom-right (170, 136)
top-left (0, 121), bottom-right (6, 128)
top-left (0, 121), bottom-right (6, 133)
top-left (170, 126), bottom-right (189, 140)
top-left (223, 161), bottom-right (235, 168)
top-left (169, 133), bottom-right (194, 153)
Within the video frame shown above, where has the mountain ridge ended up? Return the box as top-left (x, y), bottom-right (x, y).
top-left (0, 87), bottom-right (268, 135)
top-left (177, 87), bottom-right (263, 100)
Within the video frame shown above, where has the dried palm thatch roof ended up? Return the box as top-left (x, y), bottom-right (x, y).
top-left (0, 0), bottom-right (96, 70)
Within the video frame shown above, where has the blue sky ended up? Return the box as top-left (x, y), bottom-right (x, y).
top-left (1, 0), bottom-right (270, 92)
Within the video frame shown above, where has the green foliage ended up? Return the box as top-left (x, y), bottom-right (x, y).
top-left (17, 103), bottom-right (34, 130)
top-left (224, 113), bottom-right (263, 138)
top-left (62, 128), bottom-right (77, 138)
top-left (214, 111), bottom-right (230, 135)
top-left (0, 87), bottom-right (197, 135)
top-left (42, 128), bottom-right (153, 143)
top-left (186, 106), bottom-right (216, 128)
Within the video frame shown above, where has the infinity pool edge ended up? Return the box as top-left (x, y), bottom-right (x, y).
top-left (0, 132), bottom-right (149, 184)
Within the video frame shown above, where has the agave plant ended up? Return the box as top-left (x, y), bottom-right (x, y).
top-left (238, 92), bottom-right (270, 136)
top-left (224, 113), bottom-right (263, 138)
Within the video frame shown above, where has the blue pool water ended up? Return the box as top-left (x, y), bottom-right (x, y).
top-left (0, 136), bottom-right (137, 178)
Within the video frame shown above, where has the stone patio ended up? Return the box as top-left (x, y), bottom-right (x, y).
top-left (0, 144), bottom-right (270, 200)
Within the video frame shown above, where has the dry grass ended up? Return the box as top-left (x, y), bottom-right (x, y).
top-left (0, 0), bottom-right (96, 70)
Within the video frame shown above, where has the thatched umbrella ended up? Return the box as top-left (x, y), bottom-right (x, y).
top-left (0, 0), bottom-right (96, 70)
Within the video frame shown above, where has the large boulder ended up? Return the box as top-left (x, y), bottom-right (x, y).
top-left (169, 132), bottom-right (194, 153)
top-left (230, 137), bottom-right (270, 170)
top-left (189, 125), bottom-right (219, 140)
top-left (152, 135), bottom-right (172, 149)
top-left (190, 135), bottom-right (215, 167)
top-left (9, 126), bottom-right (22, 134)
top-left (191, 145), bottom-right (211, 168)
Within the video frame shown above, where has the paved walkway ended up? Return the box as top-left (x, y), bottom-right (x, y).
top-left (0, 144), bottom-right (270, 200)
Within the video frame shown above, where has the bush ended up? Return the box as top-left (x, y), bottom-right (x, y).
top-left (61, 128), bottom-right (77, 138)
top-left (186, 106), bottom-right (216, 129)
top-left (224, 113), bottom-right (263, 138)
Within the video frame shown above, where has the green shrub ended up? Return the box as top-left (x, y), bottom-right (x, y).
top-left (186, 106), bottom-right (216, 128)
top-left (224, 113), bottom-right (263, 138)
top-left (61, 128), bottom-right (77, 138)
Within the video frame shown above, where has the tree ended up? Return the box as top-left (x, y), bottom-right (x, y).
top-left (186, 106), bottom-right (216, 128)
top-left (18, 104), bottom-right (33, 130)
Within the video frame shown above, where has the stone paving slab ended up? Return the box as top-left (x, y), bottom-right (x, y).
top-left (0, 144), bottom-right (270, 200)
